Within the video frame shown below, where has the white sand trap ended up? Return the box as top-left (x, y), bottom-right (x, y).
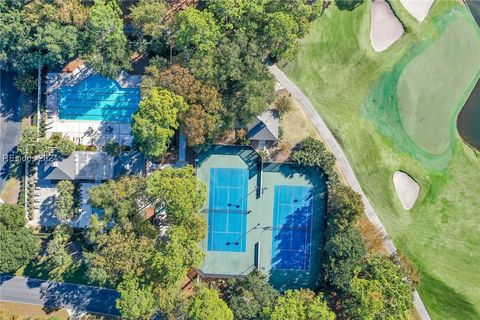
top-left (393, 171), bottom-right (420, 210)
top-left (370, 0), bottom-right (405, 52)
top-left (400, 0), bottom-right (435, 22)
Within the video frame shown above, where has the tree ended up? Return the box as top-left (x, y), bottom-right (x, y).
top-left (88, 176), bottom-right (148, 226)
top-left (0, 1), bottom-right (78, 75)
top-left (82, 0), bottom-right (130, 77)
top-left (55, 0), bottom-right (90, 28)
top-left (49, 135), bottom-right (75, 156)
top-left (292, 137), bottom-right (339, 187)
top-left (46, 238), bottom-right (73, 280)
top-left (0, 203), bottom-right (27, 229)
top-left (174, 8), bottom-right (222, 57)
top-left (153, 65), bottom-right (223, 147)
top-left (130, 0), bottom-right (168, 38)
top-left (263, 12), bottom-right (300, 60)
top-left (226, 271), bottom-right (279, 320)
top-left (85, 227), bottom-right (154, 285)
top-left (269, 289), bottom-right (335, 320)
top-left (132, 88), bottom-right (189, 159)
top-left (55, 180), bottom-right (75, 222)
top-left (355, 255), bottom-right (414, 319)
top-left (146, 166), bottom-right (206, 225)
top-left (17, 127), bottom-right (50, 158)
top-left (187, 286), bottom-right (234, 320)
top-left (342, 277), bottom-right (384, 320)
top-left (84, 213), bottom-right (104, 246)
top-left (0, 204), bottom-right (38, 273)
top-left (117, 274), bottom-right (156, 320)
top-left (323, 228), bottom-right (366, 292)
top-left (327, 185), bottom-right (364, 233)
top-left (148, 226), bottom-right (204, 288)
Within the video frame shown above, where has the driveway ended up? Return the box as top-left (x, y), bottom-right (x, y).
top-left (0, 275), bottom-right (120, 316)
top-left (0, 70), bottom-right (22, 192)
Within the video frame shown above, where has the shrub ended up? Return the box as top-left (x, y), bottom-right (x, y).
top-left (292, 137), bottom-right (340, 187)
top-left (86, 145), bottom-right (97, 152)
top-left (275, 94), bottom-right (294, 116)
top-left (75, 144), bottom-right (87, 151)
top-left (103, 140), bottom-right (121, 157)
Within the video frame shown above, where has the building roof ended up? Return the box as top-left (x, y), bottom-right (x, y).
top-left (42, 152), bottom-right (114, 181)
top-left (247, 110), bottom-right (279, 141)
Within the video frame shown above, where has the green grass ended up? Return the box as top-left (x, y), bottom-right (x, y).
top-left (396, 17), bottom-right (480, 154)
top-left (282, 1), bottom-right (480, 319)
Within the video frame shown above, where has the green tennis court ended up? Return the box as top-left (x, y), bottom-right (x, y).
top-left (197, 146), bottom-right (327, 290)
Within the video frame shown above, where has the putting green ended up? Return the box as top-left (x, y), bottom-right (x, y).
top-left (397, 18), bottom-right (480, 155)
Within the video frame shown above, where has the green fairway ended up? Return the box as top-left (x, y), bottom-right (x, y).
top-left (282, 1), bottom-right (480, 319)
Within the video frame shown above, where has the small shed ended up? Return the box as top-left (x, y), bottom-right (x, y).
top-left (247, 110), bottom-right (279, 149)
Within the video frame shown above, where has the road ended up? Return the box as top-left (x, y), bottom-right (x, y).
top-left (0, 70), bottom-right (22, 193)
top-left (269, 65), bottom-right (431, 320)
top-left (0, 275), bottom-right (120, 316)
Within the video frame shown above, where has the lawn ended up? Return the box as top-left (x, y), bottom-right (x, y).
top-left (282, 1), bottom-right (480, 319)
top-left (0, 301), bottom-right (70, 320)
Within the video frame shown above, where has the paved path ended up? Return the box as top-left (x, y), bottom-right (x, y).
top-left (0, 70), bottom-right (22, 193)
top-left (0, 275), bottom-right (120, 316)
top-left (269, 65), bottom-right (431, 320)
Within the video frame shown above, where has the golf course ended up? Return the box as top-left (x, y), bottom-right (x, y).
top-left (282, 1), bottom-right (480, 319)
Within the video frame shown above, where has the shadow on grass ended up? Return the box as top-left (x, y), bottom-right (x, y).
top-left (420, 271), bottom-right (479, 320)
top-left (336, 0), bottom-right (364, 11)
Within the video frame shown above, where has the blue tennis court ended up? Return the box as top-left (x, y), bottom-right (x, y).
top-left (271, 185), bottom-right (313, 271)
top-left (59, 75), bottom-right (140, 122)
top-left (208, 168), bottom-right (249, 252)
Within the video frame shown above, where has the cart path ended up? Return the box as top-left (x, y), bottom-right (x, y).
top-left (269, 64), bottom-right (431, 320)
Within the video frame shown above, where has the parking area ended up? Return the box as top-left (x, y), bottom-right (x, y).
top-left (30, 182), bottom-right (100, 229)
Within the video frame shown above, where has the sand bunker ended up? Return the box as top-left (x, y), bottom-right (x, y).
top-left (393, 171), bottom-right (420, 210)
top-left (370, 0), bottom-right (405, 52)
top-left (400, 0), bottom-right (435, 22)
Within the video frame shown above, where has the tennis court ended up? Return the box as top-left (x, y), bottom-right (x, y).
top-left (271, 185), bottom-right (313, 271)
top-left (197, 146), bottom-right (327, 290)
top-left (59, 75), bottom-right (140, 122)
top-left (207, 168), bottom-right (249, 252)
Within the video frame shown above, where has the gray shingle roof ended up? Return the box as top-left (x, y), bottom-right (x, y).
top-left (43, 152), bottom-right (114, 181)
top-left (247, 110), bottom-right (279, 141)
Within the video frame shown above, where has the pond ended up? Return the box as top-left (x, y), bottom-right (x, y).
top-left (457, 1), bottom-right (480, 150)
top-left (457, 80), bottom-right (480, 150)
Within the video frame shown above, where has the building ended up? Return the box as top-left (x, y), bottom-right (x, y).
top-left (247, 110), bottom-right (279, 149)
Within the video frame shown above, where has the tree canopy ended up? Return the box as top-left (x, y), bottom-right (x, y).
top-left (116, 274), bottom-right (156, 320)
top-left (0, 1), bottom-right (78, 75)
top-left (269, 289), bottom-right (335, 320)
top-left (0, 204), bottom-right (38, 273)
top-left (323, 227), bottom-right (366, 292)
top-left (55, 180), bottom-right (75, 222)
top-left (132, 88), bottom-right (189, 159)
top-left (146, 166), bottom-right (206, 225)
top-left (81, 0), bottom-right (130, 77)
top-left (187, 286), bottom-right (234, 320)
top-left (130, 0), bottom-right (167, 38)
top-left (144, 64), bottom-right (224, 147)
top-left (226, 271), bottom-right (279, 320)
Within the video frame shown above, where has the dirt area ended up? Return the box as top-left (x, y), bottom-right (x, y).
top-left (0, 301), bottom-right (70, 320)
top-left (271, 96), bottom-right (322, 162)
top-left (0, 178), bottom-right (20, 204)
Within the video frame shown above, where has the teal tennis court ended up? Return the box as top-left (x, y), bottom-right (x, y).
top-left (207, 168), bottom-right (249, 252)
top-left (271, 185), bottom-right (313, 271)
top-left (59, 75), bottom-right (139, 122)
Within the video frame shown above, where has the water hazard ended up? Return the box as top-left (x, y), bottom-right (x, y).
top-left (457, 80), bottom-right (480, 150)
top-left (458, 1), bottom-right (480, 150)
